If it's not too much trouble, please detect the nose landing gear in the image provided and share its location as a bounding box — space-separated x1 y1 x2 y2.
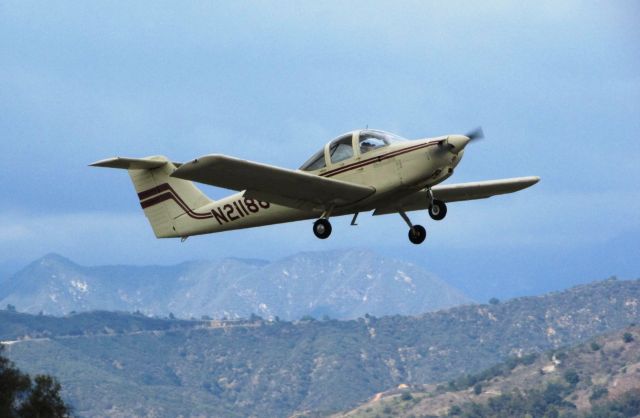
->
399 210 427 245
408 225 427 244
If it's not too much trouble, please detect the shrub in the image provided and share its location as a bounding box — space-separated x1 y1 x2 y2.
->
564 369 580 385
473 383 482 395
449 405 462 415
589 385 609 401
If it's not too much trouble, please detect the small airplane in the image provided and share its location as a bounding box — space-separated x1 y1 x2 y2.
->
91 128 539 244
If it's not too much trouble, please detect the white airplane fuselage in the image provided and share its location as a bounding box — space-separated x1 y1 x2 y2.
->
159 135 463 238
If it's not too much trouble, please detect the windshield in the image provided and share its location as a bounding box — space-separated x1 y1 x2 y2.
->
299 148 326 171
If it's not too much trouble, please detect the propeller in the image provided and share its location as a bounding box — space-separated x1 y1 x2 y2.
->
436 126 484 155
465 126 484 142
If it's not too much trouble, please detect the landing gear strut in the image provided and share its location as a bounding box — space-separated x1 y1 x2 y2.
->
399 210 427 245
313 218 332 239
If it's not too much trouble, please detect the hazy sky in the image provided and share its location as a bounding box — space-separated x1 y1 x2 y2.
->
1 1 638 300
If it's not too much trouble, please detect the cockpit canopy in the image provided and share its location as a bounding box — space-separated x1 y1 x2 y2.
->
300 129 407 171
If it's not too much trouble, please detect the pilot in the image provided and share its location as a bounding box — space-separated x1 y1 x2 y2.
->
360 141 375 153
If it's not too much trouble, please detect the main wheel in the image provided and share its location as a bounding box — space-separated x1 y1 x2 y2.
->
313 218 332 239
429 199 447 221
408 225 427 244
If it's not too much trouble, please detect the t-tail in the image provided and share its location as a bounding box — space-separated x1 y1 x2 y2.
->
90 156 213 238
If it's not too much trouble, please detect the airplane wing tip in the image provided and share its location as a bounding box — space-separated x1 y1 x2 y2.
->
89 157 122 168
525 176 541 186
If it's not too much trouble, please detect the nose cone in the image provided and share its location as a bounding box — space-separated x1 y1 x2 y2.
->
447 135 471 153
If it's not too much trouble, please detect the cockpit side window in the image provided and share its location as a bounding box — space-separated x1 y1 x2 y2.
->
329 135 354 164
359 133 388 154
299 148 326 171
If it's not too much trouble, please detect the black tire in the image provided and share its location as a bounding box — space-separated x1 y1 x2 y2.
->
408 225 426 244
313 218 332 239
429 200 447 221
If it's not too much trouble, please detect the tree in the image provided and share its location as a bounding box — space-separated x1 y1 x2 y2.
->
623 332 634 343
17 375 70 417
0 346 71 417
564 369 580 386
6 304 16 312
473 383 482 395
489 298 500 305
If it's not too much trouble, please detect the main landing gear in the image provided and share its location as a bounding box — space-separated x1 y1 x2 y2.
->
429 199 447 221
427 188 447 221
311 194 447 244
313 218 332 239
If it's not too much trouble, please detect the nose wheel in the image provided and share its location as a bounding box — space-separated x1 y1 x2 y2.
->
313 218 332 239
399 210 427 245
408 225 427 244
429 199 447 221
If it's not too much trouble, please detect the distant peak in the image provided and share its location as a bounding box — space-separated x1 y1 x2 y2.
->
37 253 76 266
220 257 270 267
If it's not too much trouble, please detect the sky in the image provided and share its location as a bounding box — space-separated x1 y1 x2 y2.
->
1 1 639 301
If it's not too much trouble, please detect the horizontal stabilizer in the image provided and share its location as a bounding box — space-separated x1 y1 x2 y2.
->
90 156 182 170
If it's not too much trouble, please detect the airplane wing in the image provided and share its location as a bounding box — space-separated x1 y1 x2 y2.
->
373 176 539 216
171 154 376 210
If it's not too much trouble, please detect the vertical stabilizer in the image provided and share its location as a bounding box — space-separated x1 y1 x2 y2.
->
91 156 213 238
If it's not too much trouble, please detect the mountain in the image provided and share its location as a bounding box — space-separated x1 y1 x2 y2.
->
0 250 471 320
2 277 639 417
333 327 640 417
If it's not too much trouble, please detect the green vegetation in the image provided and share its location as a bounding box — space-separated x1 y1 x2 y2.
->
0 345 71 417
586 389 640 418
336 326 640 418
2 278 640 418
448 388 640 418
449 382 576 417
445 353 539 392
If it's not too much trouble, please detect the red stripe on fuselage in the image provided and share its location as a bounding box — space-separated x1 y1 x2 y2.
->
138 184 213 219
321 140 438 177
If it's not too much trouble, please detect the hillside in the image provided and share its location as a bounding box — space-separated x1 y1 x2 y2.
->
333 327 640 417
0 250 470 320
1 277 639 417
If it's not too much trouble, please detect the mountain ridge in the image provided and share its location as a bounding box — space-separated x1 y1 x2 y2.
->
0 249 471 320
